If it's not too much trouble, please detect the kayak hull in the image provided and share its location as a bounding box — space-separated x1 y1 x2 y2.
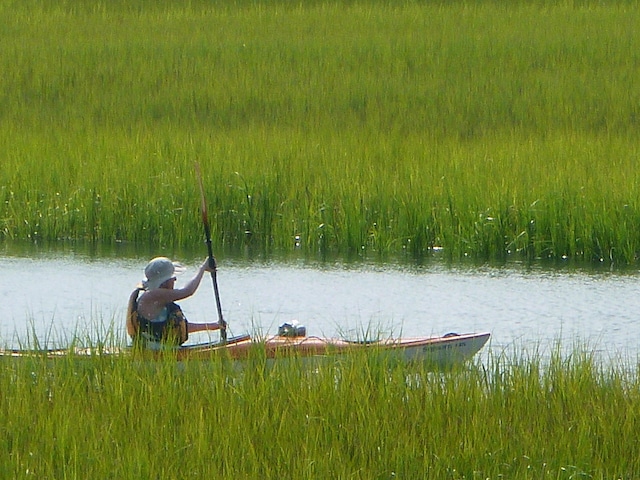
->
179 332 490 365
1 332 490 367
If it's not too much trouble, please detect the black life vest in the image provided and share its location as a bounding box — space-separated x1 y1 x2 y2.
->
126 288 189 346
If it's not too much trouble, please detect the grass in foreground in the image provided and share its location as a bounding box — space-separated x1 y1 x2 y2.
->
1 343 639 478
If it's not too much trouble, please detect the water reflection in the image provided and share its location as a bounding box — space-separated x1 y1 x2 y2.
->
1 241 639 361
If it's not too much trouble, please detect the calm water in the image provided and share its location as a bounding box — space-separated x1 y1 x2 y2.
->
2 245 639 360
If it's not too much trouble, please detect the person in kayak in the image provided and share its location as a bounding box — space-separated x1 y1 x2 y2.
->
126 257 224 346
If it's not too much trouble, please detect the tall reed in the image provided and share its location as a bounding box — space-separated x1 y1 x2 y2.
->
1 342 640 478
1 1 639 262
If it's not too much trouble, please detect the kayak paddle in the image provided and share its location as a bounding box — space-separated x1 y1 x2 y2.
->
195 162 227 344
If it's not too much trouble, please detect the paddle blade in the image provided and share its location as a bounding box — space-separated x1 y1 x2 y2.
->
195 161 214 255
195 162 216 268
194 162 210 230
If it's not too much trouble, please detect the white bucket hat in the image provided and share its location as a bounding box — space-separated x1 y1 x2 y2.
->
142 257 186 290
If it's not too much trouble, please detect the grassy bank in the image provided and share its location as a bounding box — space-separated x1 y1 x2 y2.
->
1 1 639 262
1 345 639 478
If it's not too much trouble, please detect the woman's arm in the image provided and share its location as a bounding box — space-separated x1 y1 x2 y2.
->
170 259 212 301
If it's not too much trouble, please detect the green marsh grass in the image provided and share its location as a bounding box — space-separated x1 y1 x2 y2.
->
2 342 640 478
1 1 640 262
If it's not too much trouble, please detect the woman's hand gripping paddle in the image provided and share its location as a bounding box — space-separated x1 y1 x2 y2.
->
195 162 227 344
